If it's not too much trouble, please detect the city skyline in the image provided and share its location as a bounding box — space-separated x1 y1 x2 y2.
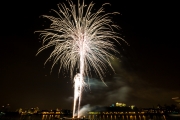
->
0 0 179 111
1 101 179 112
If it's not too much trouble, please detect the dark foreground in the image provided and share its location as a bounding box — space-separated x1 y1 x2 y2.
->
1 114 180 120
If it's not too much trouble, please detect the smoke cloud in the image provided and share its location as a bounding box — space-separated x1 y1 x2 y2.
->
81 76 131 106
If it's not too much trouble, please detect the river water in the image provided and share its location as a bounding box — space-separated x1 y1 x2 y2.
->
0 114 180 120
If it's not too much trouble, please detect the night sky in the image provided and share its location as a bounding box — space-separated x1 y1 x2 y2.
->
0 0 179 111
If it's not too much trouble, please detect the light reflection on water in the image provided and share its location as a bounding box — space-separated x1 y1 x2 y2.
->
89 115 166 120
1 114 179 120
42 115 61 120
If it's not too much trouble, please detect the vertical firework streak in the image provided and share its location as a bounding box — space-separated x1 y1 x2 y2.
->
73 73 86 117
36 0 127 118
73 74 81 117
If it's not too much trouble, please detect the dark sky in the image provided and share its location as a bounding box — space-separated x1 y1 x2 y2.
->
0 0 179 111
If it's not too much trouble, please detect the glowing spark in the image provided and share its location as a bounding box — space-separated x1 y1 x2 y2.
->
73 73 86 117
36 0 126 118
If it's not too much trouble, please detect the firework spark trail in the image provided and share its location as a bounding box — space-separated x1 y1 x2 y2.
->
73 74 80 117
73 73 87 117
36 0 127 118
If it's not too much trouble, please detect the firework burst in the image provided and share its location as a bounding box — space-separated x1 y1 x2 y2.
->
36 0 126 118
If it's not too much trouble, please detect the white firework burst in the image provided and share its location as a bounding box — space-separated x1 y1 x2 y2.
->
36 0 126 117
